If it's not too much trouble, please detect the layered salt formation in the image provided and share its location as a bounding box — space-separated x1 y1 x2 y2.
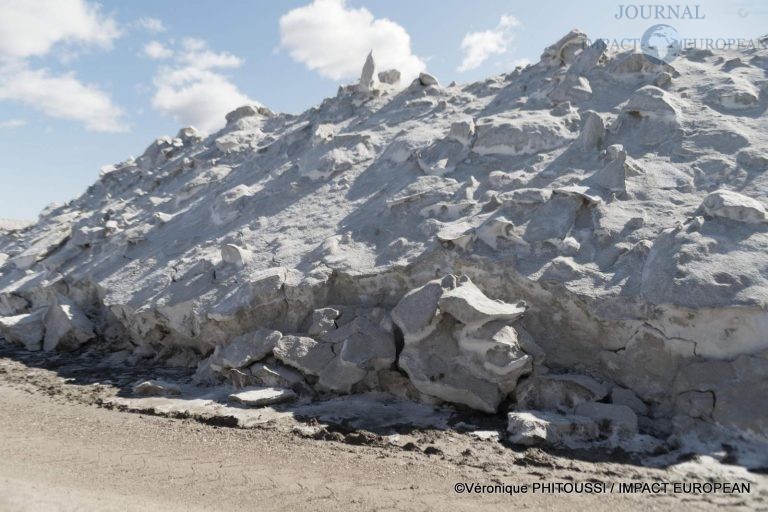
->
1 30 768 452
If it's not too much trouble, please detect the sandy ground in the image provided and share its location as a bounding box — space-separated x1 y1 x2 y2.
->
0 347 764 511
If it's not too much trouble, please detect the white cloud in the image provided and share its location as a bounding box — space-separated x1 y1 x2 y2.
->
0 0 120 59
150 40 253 134
0 62 128 132
458 15 521 72
0 118 26 129
144 41 173 60
135 17 165 33
0 0 127 132
178 48 242 69
279 0 425 82
181 38 207 52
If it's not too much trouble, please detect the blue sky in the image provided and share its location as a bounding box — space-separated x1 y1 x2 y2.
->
0 0 765 219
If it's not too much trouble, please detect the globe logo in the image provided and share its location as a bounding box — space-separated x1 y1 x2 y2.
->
641 24 682 64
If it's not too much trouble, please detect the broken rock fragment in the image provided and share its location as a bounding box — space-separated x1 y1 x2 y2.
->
507 410 598 447
391 275 455 343
229 386 297 407
699 190 767 224
176 126 202 145
612 86 682 145
437 278 526 327
548 74 592 103
357 50 376 93
137 136 175 170
132 380 182 397
585 144 639 194
43 295 95 352
225 104 274 125
540 29 589 67
209 328 282 371
576 110 604 151
416 138 467 176
623 85 680 119
377 69 400 85
220 243 252 268
249 362 306 388
418 72 439 87
447 118 476 147
475 216 515 249
393 275 536 412
570 38 607 74
0 309 45 351
307 307 340 337
274 335 335 378
326 316 396 371
279 311 398 394
523 193 584 243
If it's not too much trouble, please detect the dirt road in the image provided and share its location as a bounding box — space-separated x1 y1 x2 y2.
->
0 351 763 511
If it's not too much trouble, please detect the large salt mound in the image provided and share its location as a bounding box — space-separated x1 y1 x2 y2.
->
2 31 768 446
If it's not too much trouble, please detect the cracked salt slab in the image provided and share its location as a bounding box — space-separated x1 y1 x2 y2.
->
107 388 455 432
